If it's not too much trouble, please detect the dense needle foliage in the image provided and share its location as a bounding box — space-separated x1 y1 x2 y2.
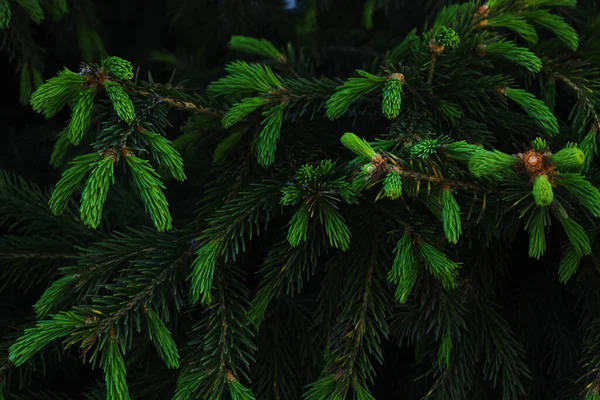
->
2 1 600 399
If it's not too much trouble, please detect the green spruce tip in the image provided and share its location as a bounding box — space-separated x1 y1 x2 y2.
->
441 189 461 244
340 132 376 159
436 26 460 49
125 154 173 232
145 307 180 369
189 241 220 305
101 56 134 80
48 152 101 216
532 175 553 206
287 204 310 247
0 0 11 29
229 36 284 62
551 147 585 169
504 88 559 136
33 275 74 318
383 171 403 199
30 68 87 118
102 340 131 400
468 149 516 177
104 81 136 123
80 155 115 229
382 75 403 120
68 87 96 145
445 141 481 162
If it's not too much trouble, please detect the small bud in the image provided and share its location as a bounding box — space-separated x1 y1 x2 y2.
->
551 147 585 169
101 56 134 80
533 175 553 207
382 74 404 120
340 132 376 160
383 171 403 199
435 26 460 49
362 164 376 175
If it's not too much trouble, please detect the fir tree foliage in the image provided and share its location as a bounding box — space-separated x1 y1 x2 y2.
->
6 1 600 399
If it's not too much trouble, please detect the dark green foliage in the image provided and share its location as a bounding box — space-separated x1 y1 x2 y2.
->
5 1 600 399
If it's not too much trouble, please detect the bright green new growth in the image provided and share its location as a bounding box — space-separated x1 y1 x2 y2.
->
485 15 538 44
389 234 419 303
532 137 548 151
189 241 220 304
445 141 481 162
257 104 285 167
0 0 11 28
340 132 376 160
417 241 460 289
145 307 180 369
104 81 136 123
411 138 440 159
442 189 461 244
125 154 173 231
229 380 257 400
30 68 86 118
505 88 559 136
48 152 101 216
527 207 548 259
320 204 352 251
523 10 579 51
229 36 285 62
532 175 553 206
287 203 310 246
101 340 131 400
484 40 542 73
436 26 460 49
555 211 592 256
580 131 598 170
551 147 585 169
207 61 281 97
381 76 403 119
326 70 386 120
554 173 600 217
222 96 267 128
33 275 74 318
15 0 43 24
140 130 186 181
101 56 134 80
468 149 516 177
68 87 96 145
383 171 403 199
8 312 87 366
80 155 115 229
296 159 336 184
